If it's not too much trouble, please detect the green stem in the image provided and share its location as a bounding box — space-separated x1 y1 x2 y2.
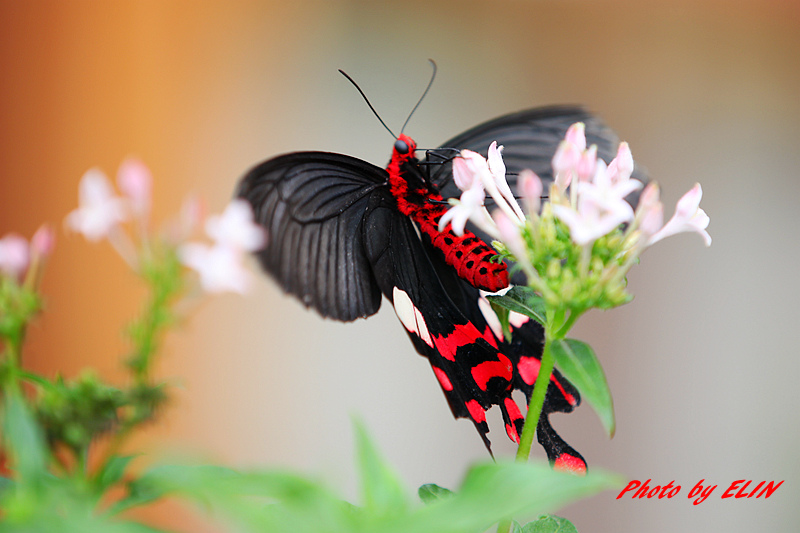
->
514 334 556 463
554 308 584 339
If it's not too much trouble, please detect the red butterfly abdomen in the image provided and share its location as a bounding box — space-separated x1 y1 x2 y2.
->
419 216 509 292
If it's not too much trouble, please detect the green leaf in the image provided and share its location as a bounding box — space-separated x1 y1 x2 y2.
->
520 514 578 533
550 339 615 437
486 287 546 326
418 483 454 504
2 391 48 479
489 300 512 342
354 419 408 516
96 454 137 493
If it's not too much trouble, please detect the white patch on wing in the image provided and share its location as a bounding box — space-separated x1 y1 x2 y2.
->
509 311 530 328
392 287 434 347
477 293 503 340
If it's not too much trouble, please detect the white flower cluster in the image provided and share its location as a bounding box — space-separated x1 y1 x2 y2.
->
65 160 265 294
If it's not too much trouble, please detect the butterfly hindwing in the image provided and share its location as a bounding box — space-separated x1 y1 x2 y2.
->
237 152 389 321
361 190 520 449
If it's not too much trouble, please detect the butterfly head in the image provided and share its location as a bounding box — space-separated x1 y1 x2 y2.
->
393 134 417 159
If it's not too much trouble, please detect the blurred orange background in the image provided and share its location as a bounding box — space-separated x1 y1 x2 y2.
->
1 1 799 531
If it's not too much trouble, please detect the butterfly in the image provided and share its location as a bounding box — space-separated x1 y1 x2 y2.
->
237 95 638 472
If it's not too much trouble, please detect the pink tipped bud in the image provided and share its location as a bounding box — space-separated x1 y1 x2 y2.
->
577 145 598 182
118 158 152 215
518 170 543 214
31 225 55 258
607 142 634 184
564 122 586 151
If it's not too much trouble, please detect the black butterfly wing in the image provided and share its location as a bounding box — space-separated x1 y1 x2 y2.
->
432 105 643 199
236 152 388 321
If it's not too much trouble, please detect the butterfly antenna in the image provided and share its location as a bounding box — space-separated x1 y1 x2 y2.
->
339 69 397 139
401 59 437 135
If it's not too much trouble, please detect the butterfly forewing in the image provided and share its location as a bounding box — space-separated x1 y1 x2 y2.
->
237 152 389 321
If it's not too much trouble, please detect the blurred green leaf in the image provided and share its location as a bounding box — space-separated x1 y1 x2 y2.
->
418 483 454 504
519 514 578 533
354 419 408 517
3 391 48 479
96 454 137 493
486 287 546 326
550 339 615 437
401 461 620 533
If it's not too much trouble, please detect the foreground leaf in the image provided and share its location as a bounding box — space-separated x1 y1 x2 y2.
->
418 483 454 504
519 514 578 533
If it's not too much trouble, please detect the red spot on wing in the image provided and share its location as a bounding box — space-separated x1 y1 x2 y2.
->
505 423 520 443
554 454 587 476
518 356 577 406
471 353 513 391
503 398 523 444
518 356 541 385
465 399 486 424
482 325 499 349
432 366 453 391
504 397 523 422
432 323 486 361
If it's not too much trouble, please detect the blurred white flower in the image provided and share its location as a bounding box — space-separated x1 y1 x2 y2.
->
66 168 127 241
0 233 30 279
205 200 266 252
180 200 266 294
179 243 253 294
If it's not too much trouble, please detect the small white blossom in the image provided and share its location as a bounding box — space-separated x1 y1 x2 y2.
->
647 183 711 247
66 168 128 241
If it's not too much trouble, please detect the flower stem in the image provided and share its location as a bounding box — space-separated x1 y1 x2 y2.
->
515 333 557 463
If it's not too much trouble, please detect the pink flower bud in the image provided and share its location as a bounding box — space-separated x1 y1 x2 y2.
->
117 158 152 215
576 145 597 182
31 224 55 258
607 142 634 184
564 122 586 152
518 170 543 214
